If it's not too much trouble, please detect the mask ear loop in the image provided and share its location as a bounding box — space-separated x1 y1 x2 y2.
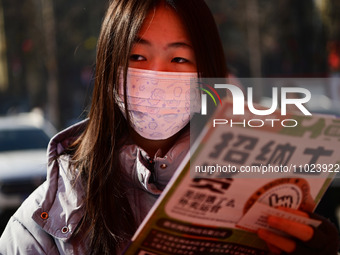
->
122 66 133 129
113 66 134 133
190 77 202 114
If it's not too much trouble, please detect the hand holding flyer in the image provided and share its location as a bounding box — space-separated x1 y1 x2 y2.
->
237 202 321 233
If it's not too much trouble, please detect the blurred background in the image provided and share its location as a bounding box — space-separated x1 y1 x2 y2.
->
0 0 340 235
1 0 340 129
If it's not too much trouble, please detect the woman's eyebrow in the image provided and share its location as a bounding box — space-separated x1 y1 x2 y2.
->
167 42 193 49
134 37 192 49
134 37 150 45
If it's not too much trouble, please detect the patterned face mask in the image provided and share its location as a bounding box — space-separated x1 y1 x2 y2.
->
116 67 199 140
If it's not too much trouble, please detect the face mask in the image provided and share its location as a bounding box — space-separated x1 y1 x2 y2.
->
116 67 199 140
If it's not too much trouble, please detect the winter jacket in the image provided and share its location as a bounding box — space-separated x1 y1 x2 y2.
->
0 120 189 254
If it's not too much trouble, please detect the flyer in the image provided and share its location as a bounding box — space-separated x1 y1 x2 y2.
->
124 97 340 255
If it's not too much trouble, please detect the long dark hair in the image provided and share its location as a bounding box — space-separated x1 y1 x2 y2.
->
71 0 227 253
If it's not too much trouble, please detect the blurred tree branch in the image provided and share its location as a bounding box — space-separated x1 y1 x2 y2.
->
41 0 60 128
0 0 8 92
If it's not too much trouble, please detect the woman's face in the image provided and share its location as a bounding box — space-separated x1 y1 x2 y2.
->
129 4 197 72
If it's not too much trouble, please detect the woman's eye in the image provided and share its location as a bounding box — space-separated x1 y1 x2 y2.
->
130 54 146 61
171 57 189 63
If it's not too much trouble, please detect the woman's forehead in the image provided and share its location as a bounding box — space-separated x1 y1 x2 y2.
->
136 4 192 46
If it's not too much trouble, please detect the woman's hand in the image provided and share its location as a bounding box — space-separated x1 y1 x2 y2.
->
257 207 339 254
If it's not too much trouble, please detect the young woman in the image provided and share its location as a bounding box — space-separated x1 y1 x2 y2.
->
0 0 338 254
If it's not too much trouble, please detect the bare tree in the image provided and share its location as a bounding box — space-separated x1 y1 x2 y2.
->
41 0 60 128
0 0 8 92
